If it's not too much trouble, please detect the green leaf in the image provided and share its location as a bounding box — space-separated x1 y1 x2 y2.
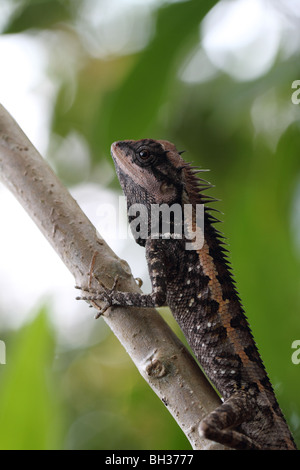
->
0 309 62 450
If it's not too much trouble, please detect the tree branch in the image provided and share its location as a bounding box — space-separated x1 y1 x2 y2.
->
0 104 225 450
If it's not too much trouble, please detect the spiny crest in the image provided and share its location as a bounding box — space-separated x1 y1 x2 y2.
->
162 141 225 231
181 160 238 273
183 164 215 202
182 162 222 220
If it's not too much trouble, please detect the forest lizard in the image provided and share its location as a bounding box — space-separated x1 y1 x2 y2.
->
78 139 297 450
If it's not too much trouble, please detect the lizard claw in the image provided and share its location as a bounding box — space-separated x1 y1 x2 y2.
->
75 275 119 318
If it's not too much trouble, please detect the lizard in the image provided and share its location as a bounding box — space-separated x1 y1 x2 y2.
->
77 138 297 450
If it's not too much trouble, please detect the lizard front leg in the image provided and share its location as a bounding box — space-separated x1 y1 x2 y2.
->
77 239 167 315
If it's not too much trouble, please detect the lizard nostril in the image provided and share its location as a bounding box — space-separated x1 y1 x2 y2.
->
111 141 120 151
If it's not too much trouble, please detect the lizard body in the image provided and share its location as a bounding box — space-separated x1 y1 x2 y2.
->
80 139 296 450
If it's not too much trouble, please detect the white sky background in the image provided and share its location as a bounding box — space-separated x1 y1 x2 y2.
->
0 0 299 339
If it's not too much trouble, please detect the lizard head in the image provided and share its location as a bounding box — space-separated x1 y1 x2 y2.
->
111 139 214 246
111 139 187 206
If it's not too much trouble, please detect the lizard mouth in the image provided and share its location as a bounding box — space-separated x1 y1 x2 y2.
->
110 140 137 170
110 140 123 160
110 140 133 174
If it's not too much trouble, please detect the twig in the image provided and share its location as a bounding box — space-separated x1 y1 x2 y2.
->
0 104 225 450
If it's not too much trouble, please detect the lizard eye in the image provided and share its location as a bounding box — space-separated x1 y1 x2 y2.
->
139 149 150 160
135 145 157 166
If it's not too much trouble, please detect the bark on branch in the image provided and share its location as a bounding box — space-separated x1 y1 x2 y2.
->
0 104 225 450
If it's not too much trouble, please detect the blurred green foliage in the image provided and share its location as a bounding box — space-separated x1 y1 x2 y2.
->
0 309 61 449
0 0 300 450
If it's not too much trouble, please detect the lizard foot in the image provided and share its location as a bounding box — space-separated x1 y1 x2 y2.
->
75 275 119 318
